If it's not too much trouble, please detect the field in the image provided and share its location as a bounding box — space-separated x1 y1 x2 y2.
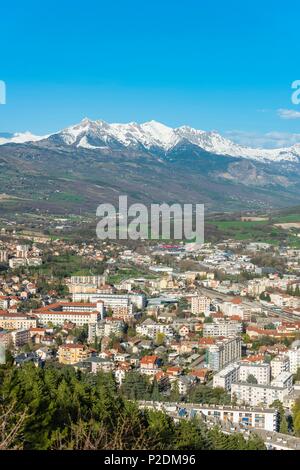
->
206 215 300 247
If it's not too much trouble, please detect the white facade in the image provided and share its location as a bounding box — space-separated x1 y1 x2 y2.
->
190 295 211 315
207 336 242 371
239 363 271 385
287 348 300 374
231 372 293 407
271 356 290 378
213 363 240 391
136 319 173 339
203 320 242 337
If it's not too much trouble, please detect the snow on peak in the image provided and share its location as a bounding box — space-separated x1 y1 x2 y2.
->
51 119 300 162
0 131 46 146
3 118 300 163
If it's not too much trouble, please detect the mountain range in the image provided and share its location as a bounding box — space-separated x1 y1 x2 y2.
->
1 118 300 216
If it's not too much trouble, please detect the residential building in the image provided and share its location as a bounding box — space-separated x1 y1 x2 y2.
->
58 344 91 365
213 363 240 392
231 372 293 407
271 356 290 379
203 320 242 337
207 336 242 371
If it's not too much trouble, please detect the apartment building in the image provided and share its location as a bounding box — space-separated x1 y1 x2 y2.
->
207 336 242 371
231 372 293 407
140 355 161 376
239 363 271 385
190 295 211 315
287 346 300 373
72 292 135 320
203 320 242 337
0 312 37 330
58 344 91 365
69 275 106 286
213 363 240 392
271 356 290 378
136 319 174 339
0 328 31 348
34 302 104 326
198 405 278 432
88 318 125 342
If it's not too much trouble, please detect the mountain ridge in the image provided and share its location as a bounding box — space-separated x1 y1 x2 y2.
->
2 118 300 163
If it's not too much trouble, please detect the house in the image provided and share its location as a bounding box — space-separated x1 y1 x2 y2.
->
140 355 162 376
178 325 190 338
176 376 197 395
189 368 210 384
89 356 114 373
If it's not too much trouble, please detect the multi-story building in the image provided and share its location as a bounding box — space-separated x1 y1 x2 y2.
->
0 328 31 348
34 302 104 327
287 346 300 373
207 336 241 371
213 363 240 392
198 405 278 432
69 275 106 286
136 319 174 339
0 250 8 263
271 356 290 379
239 363 271 385
140 355 161 376
190 295 211 315
58 344 91 365
203 320 242 337
0 312 37 330
72 293 135 320
88 318 125 342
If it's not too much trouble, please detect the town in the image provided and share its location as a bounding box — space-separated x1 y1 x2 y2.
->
1 222 300 450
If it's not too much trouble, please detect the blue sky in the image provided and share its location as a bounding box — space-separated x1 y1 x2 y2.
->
1 0 300 147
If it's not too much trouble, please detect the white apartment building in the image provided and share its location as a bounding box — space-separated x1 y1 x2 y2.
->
207 336 242 371
203 320 242 337
70 275 106 286
239 363 271 385
220 301 244 318
88 318 125 342
271 356 290 379
287 347 300 374
231 372 293 407
190 295 211 315
198 405 278 432
136 319 174 339
35 302 104 327
213 363 240 392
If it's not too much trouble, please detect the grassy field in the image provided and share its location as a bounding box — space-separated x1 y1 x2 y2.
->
206 217 300 247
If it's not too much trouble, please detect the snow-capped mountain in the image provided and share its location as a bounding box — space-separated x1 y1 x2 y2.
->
0 131 45 146
44 118 300 163
1 118 300 213
2 118 300 163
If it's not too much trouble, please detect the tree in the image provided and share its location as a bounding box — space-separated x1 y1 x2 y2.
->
260 291 271 302
292 398 300 436
246 374 258 384
150 378 161 402
155 332 165 346
271 399 289 434
121 371 151 400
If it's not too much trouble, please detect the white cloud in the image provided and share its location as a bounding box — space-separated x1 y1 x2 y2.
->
278 108 300 119
224 130 300 149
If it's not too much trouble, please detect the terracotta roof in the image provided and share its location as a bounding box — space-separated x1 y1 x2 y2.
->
140 355 159 365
